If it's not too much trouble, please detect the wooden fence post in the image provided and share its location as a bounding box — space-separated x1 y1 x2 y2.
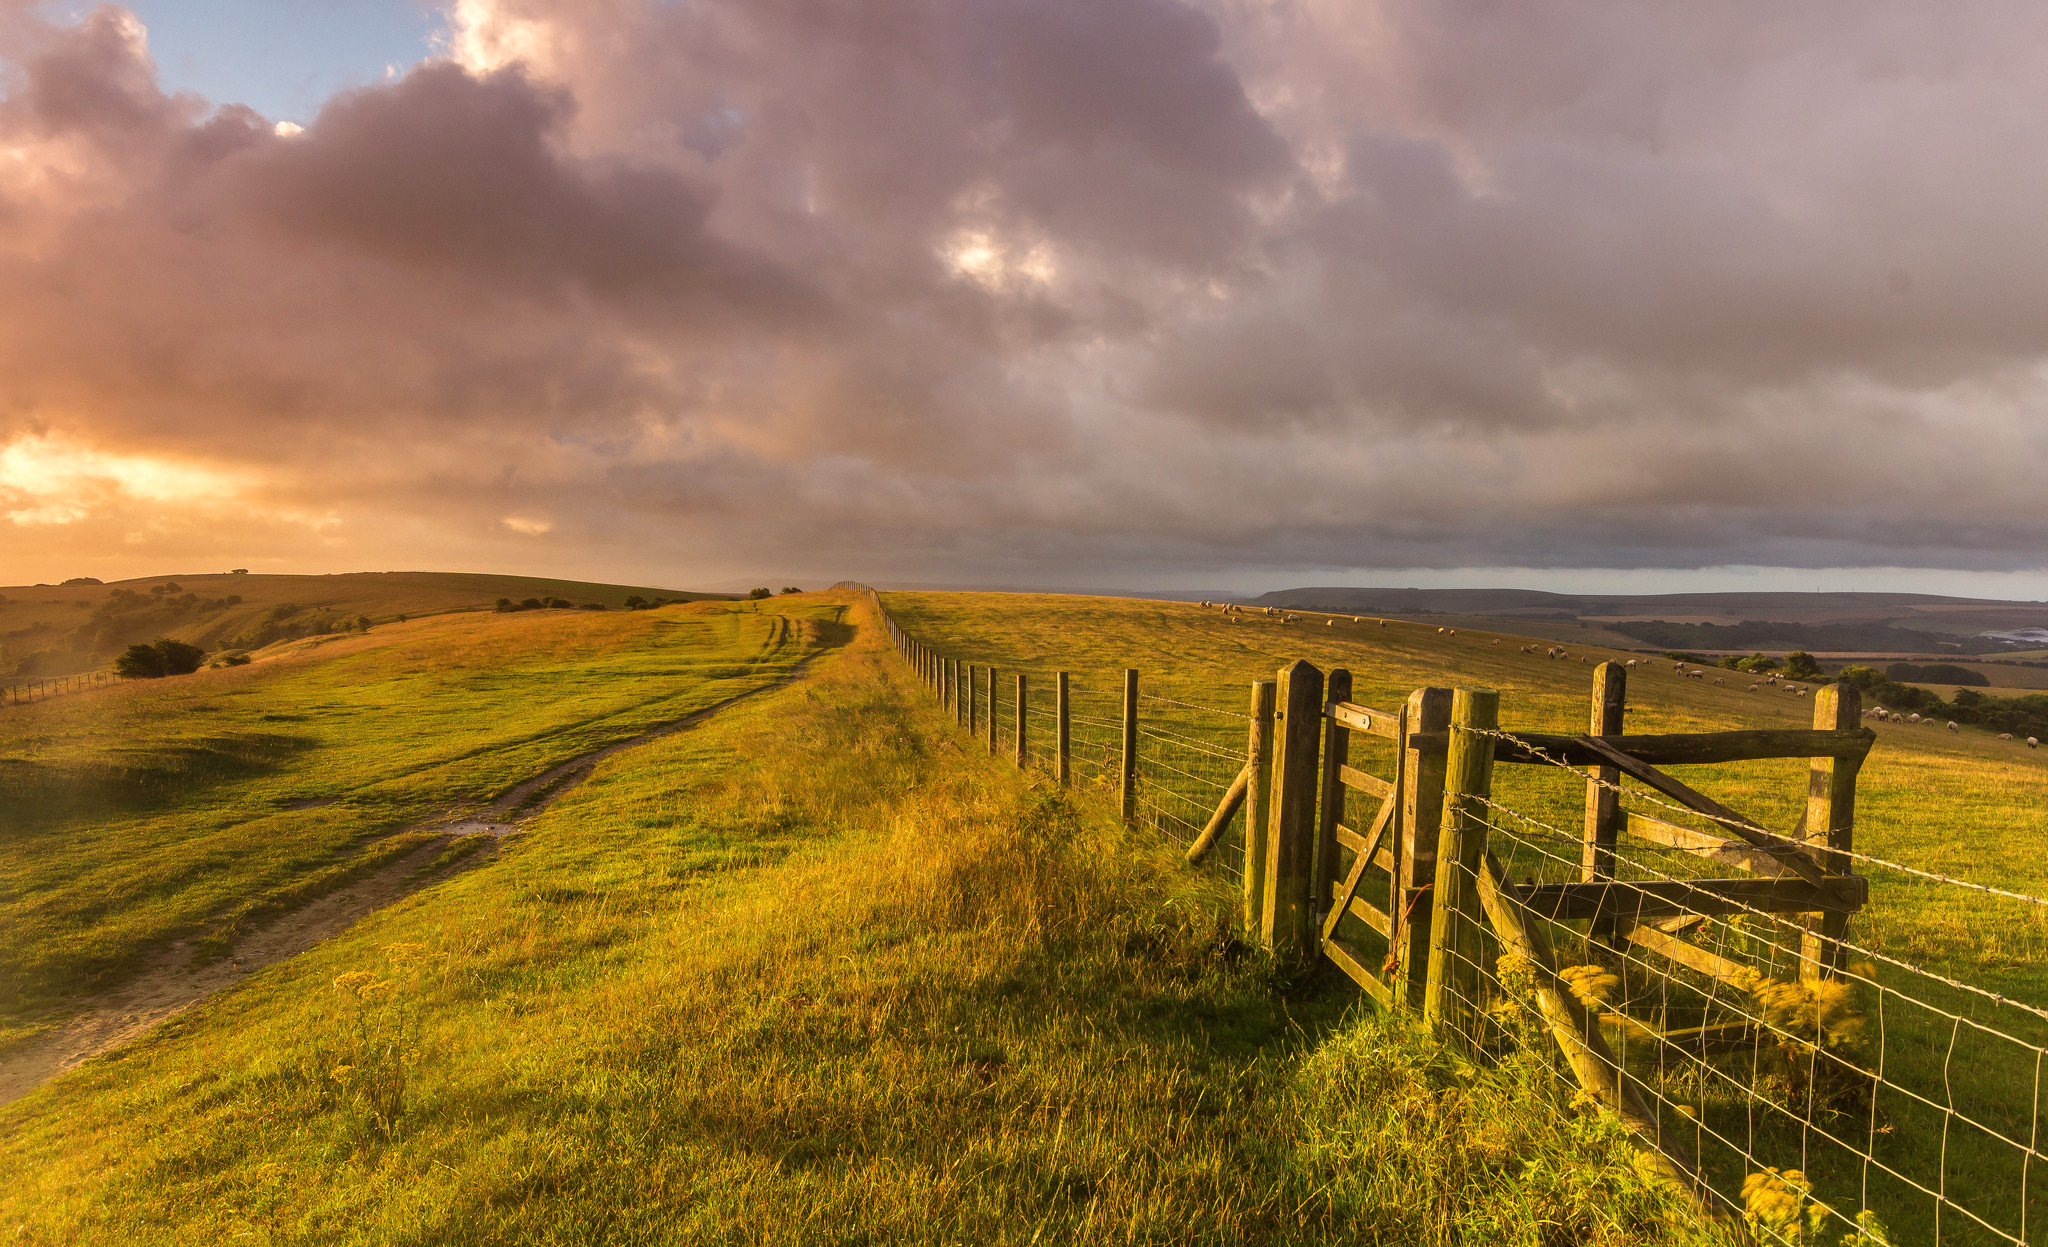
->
1243 679 1277 937
965 665 977 736
1426 687 1499 1052
1056 672 1070 786
1584 662 1627 948
1015 672 1028 768
1315 669 1353 933
1262 659 1325 961
1802 682 1862 982
1120 669 1139 820
1396 688 1454 1010
986 667 998 753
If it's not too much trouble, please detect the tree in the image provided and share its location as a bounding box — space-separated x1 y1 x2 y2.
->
1782 651 1824 680
114 638 204 679
624 595 649 610
355 615 372 631
748 587 772 600
114 643 166 679
157 639 204 674
780 586 802 595
495 598 516 612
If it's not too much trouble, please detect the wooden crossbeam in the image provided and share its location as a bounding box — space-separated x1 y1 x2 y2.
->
1323 935 1393 1007
1573 737 1827 886
1493 727 1873 769
1508 875 1867 924
1625 811 1794 877
1329 701 1402 739
1338 764 1393 799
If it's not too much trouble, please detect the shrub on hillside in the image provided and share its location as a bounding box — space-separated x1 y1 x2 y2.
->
748 587 772 600
115 638 205 679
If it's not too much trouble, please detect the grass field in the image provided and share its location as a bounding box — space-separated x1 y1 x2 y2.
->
0 570 732 681
879 591 2048 1244
0 591 1714 1245
0 598 833 1051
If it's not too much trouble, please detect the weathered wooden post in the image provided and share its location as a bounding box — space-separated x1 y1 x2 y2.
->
1314 668 1353 933
1395 688 1454 1009
986 667 998 753
1803 682 1862 981
1242 679 1277 936
1015 672 1029 768
1426 687 1499 1053
1056 671 1071 786
1262 659 1324 960
965 665 978 736
1119 669 1139 820
1584 662 1627 947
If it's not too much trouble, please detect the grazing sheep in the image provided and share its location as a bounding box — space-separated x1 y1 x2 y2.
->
1449 629 1457 636
1907 714 1921 724
1379 619 1388 627
1749 683 1760 692
1437 626 1447 634
2030 737 2039 749
1491 638 1499 645
1327 619 1335 626
1948 721 1960 733
1625 658 1638 668
1999 733 2014 741
1714 677 1725 685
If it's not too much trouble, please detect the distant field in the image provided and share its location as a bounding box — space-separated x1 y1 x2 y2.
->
0 570 731 679
0 598 836 1050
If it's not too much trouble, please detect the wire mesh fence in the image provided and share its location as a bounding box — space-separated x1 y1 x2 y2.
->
1428 722 2048 1246
860 585 2048 1243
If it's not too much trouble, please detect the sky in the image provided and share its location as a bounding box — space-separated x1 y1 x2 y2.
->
3 0 2048 596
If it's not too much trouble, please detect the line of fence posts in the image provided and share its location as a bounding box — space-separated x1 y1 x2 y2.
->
877 601 1136 801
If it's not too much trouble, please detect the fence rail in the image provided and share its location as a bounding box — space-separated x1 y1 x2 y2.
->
854 585 2046 1245
2 671 114 707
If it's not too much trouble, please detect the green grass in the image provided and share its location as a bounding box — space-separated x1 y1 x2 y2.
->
881 591 2048 1245
0 598 837 1044
0 569 734 681
0 594 1715 1246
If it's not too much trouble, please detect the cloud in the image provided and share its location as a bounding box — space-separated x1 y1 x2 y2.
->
2 0 2048 587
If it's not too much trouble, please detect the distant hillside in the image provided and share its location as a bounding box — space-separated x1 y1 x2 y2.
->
0 571 727 678
1252 586 2048 653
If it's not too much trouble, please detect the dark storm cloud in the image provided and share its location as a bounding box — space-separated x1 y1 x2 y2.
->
4 0 2048 584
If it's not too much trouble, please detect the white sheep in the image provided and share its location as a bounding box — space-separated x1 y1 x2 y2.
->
1907 714 1921 724
1748 683 1760 692
2030 737 2039 749
1625 659 1637 668
1437 626 1447 634
1327 619 1335 626
1948 721 1960 733
1999 733 2013 741
1714 677 1725 685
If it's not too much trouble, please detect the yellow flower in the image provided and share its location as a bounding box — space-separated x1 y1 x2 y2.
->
330 1065 355 1082
332 970 379 996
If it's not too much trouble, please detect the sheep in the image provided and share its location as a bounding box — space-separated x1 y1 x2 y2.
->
1491 638 1499 645
1948 721 1960 733
1379 619 1388 627
1437 626 1447 634
1907 714 1921 724
1714 677 1725 685
2030 737 2039 749
1449 629 1457 636
1327 619 1336 626
1625 659 1637 668
1749 683 1760 692
1999 733 2014 741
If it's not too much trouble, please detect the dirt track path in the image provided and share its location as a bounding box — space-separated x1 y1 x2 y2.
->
0 668 810 1106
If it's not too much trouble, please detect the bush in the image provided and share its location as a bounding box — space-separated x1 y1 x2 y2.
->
114 644 166 679
1782 651 1824 680
114 638 204 679
780 586 802 595
748 587 772 600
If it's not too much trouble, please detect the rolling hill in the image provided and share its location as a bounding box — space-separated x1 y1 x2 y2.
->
0 571 730 679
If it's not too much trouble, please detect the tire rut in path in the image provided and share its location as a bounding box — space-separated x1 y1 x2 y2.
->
0 667 811 1105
